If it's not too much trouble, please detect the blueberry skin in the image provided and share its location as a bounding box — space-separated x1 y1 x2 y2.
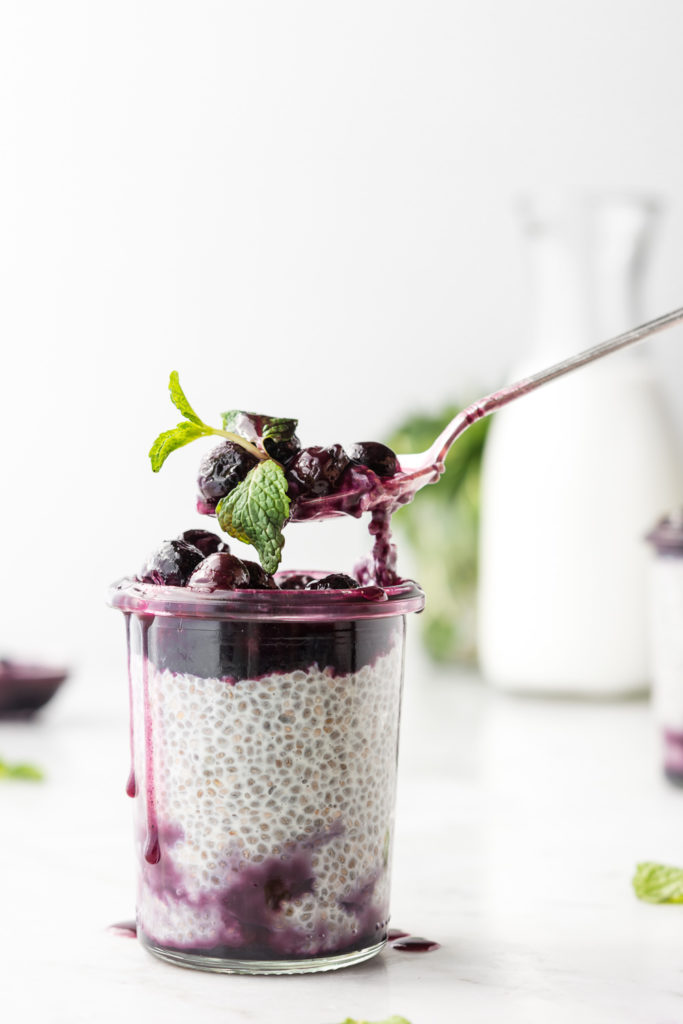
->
285 444 350 498
178 529 230 557
306 573 360 591
347 442 398 478
241 560 278 590
277 573 317 590
186 552 251 592
262 434 302 466
140 540 205 587
197 442 259 504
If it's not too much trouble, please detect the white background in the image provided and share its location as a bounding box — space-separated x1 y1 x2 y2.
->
1 1 683 678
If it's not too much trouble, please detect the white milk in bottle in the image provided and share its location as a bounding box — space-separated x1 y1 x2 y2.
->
478 193 683 696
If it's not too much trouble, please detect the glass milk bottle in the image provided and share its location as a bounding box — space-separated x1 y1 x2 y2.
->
478 192 683 696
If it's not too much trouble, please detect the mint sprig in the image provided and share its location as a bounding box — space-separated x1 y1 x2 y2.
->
216 460 290 573
0 758 44 781
149 372 265 472
150 373 297 570
633 861 683 903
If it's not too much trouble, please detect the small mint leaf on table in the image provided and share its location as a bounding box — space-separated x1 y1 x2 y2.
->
633 861 683 903
216 460 290 574
0 758 44 781
337 1017 412 1024
149 421 211 472
222 410 298 446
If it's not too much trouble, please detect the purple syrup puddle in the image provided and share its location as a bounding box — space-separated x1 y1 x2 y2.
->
108 920 137 938
391 935 440 952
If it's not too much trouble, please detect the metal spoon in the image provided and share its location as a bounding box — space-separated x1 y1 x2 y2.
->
290 304 683 522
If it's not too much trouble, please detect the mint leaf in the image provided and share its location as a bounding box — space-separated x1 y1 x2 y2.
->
168 370 206 426
216 460 290 573
633 862 683 903
149 421 211 472
222 410 298 446
0 758 44 781
262 417 298 443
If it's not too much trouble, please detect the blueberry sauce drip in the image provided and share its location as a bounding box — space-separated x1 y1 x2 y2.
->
355 510 399 588
391 935 440 952
387 927 409 941
124 613 137 799
140 618 160 865
369 509 399 587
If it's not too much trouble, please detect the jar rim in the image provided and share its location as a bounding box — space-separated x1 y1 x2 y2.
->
646 510 683 554
107 572 425 621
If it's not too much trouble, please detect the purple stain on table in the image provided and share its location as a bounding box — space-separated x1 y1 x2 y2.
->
108 921 137 938
391 935 440 952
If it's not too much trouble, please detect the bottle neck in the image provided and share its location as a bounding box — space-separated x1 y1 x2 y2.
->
522 194 658 364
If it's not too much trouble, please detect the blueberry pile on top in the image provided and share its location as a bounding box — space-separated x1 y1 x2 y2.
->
138 531 363 592
197 438 397 512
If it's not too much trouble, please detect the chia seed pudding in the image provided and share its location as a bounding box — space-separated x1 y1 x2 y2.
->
109 574 424 973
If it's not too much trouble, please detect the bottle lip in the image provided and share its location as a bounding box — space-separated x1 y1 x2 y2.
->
107 572 425 621
646 510 683 554
518 188 662 222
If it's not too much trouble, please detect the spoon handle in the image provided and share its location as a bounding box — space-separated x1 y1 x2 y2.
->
427 304 683 466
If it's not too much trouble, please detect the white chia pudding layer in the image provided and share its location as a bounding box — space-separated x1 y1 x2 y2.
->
130 634 404 959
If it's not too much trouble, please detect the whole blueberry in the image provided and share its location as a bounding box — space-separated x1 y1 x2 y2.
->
263 434 302 466
285 444 350 498
140 540 204 587
186 552 251 592
306 573 360 591
241 559 278 589
277 572 317 590
178 529 230 557
347 441 398 478
197 442 259 506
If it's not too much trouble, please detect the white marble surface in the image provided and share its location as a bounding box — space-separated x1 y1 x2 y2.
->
2 644 683 1024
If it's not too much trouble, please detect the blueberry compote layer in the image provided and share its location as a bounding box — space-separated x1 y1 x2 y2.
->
111 578 424 966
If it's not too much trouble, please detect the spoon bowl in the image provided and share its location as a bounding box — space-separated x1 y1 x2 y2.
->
291 304 683 523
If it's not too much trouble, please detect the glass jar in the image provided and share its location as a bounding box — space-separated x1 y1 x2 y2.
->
646 511 683 785
107 573 424 974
